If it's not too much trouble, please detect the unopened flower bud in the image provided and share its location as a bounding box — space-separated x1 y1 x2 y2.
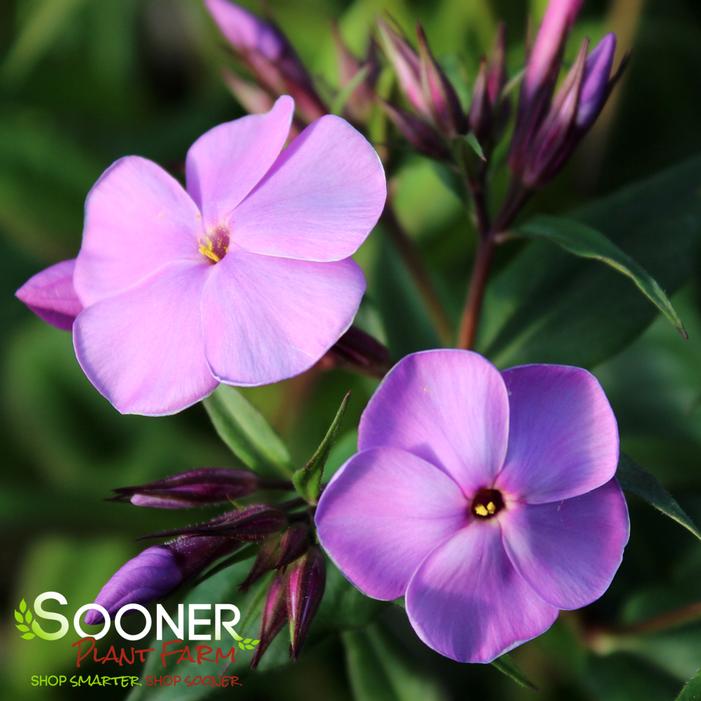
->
469 60 492 144
142 504 287 541
381 101 450 161
576 33 618 130
112 467 275 509
84 536 238 624
416 25 467 136
15 259 82 331
222 69 275 114
205 0 327 122
240 524 310 591
287 548 326 660
510 0 583 174
251 571 288 668
332 24 379 123
325 325 391 378
377 18 429 119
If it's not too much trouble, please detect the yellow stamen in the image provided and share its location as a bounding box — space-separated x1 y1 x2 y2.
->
199 241 221 263
474 504 489 517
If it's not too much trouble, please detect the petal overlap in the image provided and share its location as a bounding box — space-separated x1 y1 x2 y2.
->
497 364 619 503
359 350 510 494
73 261 216 415
316 447 468 601
406 523 558 663
231 115 386 262
501 479 629 609
201 248 365 386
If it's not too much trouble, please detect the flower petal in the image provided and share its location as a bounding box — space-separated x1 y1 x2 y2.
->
185 95 294 229
497 365 619 503
406 523 558 663
73 261 216 416
201 248 365 385
15 259 82 330
315 447 467 601
74 156 202 306
502 479 629 610
358 350 510 495
231 115 386 262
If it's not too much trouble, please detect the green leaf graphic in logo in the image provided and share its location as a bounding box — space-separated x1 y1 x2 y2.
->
14 599 36 640
230 630 260 652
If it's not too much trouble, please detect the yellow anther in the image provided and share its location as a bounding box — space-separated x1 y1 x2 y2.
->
199 239 221 263
474 504 489 517
486 501 496 515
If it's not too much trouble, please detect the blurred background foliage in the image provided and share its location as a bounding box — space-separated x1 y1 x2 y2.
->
2 0 701 699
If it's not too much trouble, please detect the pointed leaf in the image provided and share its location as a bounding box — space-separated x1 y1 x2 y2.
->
14 610 22 623
491 654 538 691
16 623 29 632
19 598 27 613
675 668 701 701
25 610 33 623
512 216 686 338
617 454 701 543
203 386 292 478
332 65 371 115
21 633 35 640
292 391 351 504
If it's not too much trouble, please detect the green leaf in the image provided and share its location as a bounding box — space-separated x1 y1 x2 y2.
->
481 156 701 367
203 386 292 478
343 624 449 701
25 610 33 624
292 391 351 504
21 633 35 641
617 454 701 543
16 624 29 633
19 599 27 614
14 610 22 624
675 667 701 700
512 215 686 338
491 654 538 691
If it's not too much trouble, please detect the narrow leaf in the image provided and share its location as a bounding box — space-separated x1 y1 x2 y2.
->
332 65 370 115
513 216 687 338
203 386 292 478
675 667 701 701
463 132 486 161
14 610 22 623
292 391 351 504
491 654 538 691
19 598 27 613
617 454 701 543
21 633 35 640
16 623 29 632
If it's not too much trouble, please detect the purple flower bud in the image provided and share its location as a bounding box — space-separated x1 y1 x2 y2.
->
142 504 288 541
577 33 617 129
510 0 583 174
15 259 82 331
222 69 275 114
251 571 288 668
377 18 429 119
486 23 507 107
416 25 467 136
331 24 379 123
240 524 310 591
204 0 326 122
522 39 589 187
469 60 492 143
381 101 450 161
325 325 391 377
287 548 326 660
112 467 269 509
84 536 237 625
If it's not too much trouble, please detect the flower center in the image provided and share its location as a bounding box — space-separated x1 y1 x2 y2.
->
471 488 505 519
199 226 230 264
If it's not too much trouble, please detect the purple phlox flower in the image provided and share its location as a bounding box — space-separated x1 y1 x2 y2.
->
286 547 326 660
205 0 327 122
16 96 386 416
240 523 310 591
111 467 289 509
316 350 629 663
510 0 624 187
84 536 237 625
141 504 287 542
